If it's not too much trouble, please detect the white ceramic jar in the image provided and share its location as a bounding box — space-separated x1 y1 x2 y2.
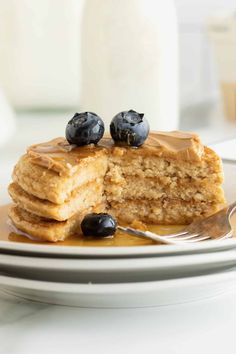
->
0 0 82 110
0 88 15 147
208 13 236 121
80 0 179 130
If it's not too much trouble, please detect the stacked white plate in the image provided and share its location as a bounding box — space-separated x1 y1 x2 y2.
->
1 161 236 308
1 238 236 308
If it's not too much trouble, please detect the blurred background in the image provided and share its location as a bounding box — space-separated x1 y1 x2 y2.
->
1 0 236 201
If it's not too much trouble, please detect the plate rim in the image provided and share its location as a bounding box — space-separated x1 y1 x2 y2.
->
1 248 236 270
1 270 236 294
1 237 236 257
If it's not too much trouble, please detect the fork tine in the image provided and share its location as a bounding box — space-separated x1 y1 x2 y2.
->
163 230 188 239
117 226 175 244
166 232 200 241
180 235 210 243
118 226 188 241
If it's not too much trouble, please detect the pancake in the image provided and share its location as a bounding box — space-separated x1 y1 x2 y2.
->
109 199 223 225
105 175 225 203
9 181 105 221
13 153 108 204
8 204 106 242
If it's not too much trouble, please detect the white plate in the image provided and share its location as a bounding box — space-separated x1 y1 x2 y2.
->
2 238 236 258
1 270 236 308
1 249 236 283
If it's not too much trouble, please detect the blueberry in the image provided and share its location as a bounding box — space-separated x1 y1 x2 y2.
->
66 112 105 146
110 109 150 147
81 213 117 238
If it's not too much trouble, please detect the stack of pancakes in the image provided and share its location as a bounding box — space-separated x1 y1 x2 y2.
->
8 132 225 242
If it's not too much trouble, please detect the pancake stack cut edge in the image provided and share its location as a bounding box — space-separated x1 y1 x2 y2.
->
8 132 226 242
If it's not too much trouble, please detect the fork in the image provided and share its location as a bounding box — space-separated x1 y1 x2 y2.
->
117 201 236 245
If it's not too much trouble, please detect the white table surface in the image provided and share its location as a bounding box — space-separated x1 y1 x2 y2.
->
1 111 236 354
